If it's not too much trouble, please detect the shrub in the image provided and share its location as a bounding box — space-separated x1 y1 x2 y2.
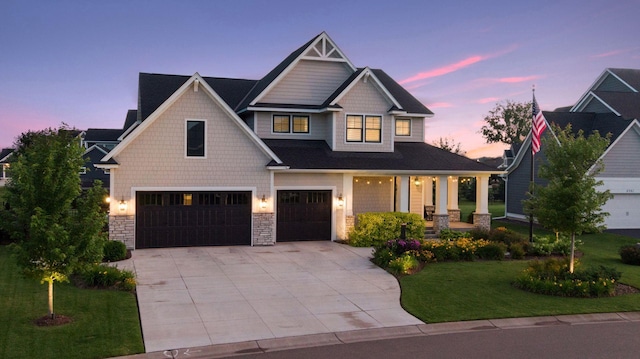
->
103 240 127 262
422 238 491 262
438 229 469 240
514 258 620 297
488 227 526 245
385 238 422 254
348 212 426 247
509 242 526 260
372 247 395 267
469 228 490 241
619 245 640 266
387 254 419 275
528 235 577 257
476 242 506 260
80 264 136 291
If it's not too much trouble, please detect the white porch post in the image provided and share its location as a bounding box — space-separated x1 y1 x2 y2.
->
423 176 433 206
473 174 491 231
433 175 450 232
447 176 461 222
398 175 410 212
341 174 354 240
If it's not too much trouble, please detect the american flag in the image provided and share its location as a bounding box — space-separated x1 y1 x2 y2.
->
532 95 547 154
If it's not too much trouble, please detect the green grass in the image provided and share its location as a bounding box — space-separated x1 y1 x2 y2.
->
458 200 505 222
400 223 640 323
0 245 144 359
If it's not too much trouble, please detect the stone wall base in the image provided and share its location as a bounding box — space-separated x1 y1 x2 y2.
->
253 212 275 246
345 215 355 240
473 213 492 232
109 215 135 249
432 214 450 234
447 209 461 222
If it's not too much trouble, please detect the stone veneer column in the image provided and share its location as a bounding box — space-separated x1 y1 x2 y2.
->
109 215 135 249
447 209 461 222
432 214 450 234
473 213 492 232
345 215 355 238
253 212 275 245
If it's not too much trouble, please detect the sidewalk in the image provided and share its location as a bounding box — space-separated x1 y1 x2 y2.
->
113 311 640 359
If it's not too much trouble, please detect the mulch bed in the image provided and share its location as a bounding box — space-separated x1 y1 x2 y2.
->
34 314 73 327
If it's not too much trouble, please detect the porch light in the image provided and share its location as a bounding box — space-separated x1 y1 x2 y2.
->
260 194 267 209
105 196 111 204
414 177 421 186
118 198 127 212
337 194 344 207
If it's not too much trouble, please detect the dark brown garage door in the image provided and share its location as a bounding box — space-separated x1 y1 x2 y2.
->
136 191 251 248
277 190 331 242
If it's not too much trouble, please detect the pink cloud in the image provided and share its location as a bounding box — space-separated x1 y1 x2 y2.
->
590 49 629 58
428 102 454 109
498 75 541 83
400 44 519 85
477 97 500 104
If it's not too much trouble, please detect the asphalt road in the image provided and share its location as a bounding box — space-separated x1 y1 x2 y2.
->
225 321 640 359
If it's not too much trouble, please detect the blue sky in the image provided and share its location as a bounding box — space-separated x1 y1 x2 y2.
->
1 0 638 157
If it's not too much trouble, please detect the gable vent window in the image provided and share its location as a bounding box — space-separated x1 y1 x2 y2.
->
347 114 382 143
186 120 206 157
272 115 309 134
395 119 411 136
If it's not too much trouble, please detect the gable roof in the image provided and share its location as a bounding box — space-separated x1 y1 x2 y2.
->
591 91 640 119
263 139 497 174
572 68 640 113
0 148 14 163
123 109 138 130
84 128 124 142
101 73 281 165
608 68 640 91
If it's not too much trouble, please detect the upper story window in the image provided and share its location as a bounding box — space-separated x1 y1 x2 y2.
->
346 114 382 143
186 120 206 157
272 115 309 133
395 119 411 136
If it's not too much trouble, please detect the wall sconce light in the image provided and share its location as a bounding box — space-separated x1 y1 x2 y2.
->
118 197 127 212
260 194 267 209
105 196 111 204
414 177 421 186
337 193 344 207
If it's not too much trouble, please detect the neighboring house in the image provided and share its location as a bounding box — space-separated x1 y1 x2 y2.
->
97 32 500 249
0 148 14 187
504 68 640 229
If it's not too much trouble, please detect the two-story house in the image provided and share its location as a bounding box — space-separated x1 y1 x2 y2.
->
97 32 499 249
504 68 640 230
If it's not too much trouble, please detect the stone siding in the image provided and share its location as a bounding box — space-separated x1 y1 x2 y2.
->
253 212 275 245
109 215 135 249
473 213 492 232
432 214 450 234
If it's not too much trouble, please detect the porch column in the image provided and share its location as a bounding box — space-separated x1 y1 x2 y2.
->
433 175 450 233
473 174 491 231
397 175 410 212
423 176 434 219
342 174 354 240
447 176 460 222
410 176 424 216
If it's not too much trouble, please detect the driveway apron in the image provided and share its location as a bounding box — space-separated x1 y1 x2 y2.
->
126 241 423 353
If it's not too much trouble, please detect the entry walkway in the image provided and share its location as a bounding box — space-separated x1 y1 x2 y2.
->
120 242 422 353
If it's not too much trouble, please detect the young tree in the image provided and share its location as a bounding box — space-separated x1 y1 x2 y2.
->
480 100 531 145
432 136 465 155
4 125 107 319
524 124 612 273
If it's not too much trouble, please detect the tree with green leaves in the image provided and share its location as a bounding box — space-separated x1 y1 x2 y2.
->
3 125 107 320
480 100 531 145
432 136 465 155
524 124 612 273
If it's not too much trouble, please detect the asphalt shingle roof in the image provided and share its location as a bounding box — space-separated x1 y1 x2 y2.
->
592 91 640 119
84 128 124 142
263 139 496 172
543 111 631 147
609 68 640 91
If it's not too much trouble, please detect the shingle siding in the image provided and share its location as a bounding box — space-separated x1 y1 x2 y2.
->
353 176 394 214
600 129 640 177
333 80 394 152
583 98 613 113
261 60 353 105
597 74 633 92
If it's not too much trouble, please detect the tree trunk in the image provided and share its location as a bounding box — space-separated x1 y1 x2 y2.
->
569 232 576 274
48 279 54 319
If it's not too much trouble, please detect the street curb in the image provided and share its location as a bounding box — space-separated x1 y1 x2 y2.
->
111 311 640 359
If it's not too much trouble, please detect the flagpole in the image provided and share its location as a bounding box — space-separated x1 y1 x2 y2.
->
529 86 535 243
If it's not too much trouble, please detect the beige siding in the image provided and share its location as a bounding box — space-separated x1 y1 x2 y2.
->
599 128 640 177
111 88 272 213
274 172 343 187
334 80 394 152
255 112 330 140
352 176 394 214
394 117 425 142
261 60 353 105
410 179 424 216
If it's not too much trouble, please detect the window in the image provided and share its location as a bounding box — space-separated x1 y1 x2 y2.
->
395 119 411 136
346 115 363 142
292 115 309 133
346 115 382 143
273 115 309 133
273 115 290 133
186 120 205 157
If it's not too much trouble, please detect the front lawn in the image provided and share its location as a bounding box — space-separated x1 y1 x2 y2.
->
400 224 640 323
0 245 144 359
458 200 505 222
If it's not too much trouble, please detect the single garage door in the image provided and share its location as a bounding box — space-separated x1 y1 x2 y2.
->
277 190 332 242
136 191 251 248
602 193 639 229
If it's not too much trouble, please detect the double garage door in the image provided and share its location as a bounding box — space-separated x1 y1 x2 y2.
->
135 190 332 248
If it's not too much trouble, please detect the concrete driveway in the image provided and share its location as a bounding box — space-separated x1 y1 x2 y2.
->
122 241 423 353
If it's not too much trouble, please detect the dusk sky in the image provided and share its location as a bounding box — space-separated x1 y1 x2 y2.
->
1 0 638 158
